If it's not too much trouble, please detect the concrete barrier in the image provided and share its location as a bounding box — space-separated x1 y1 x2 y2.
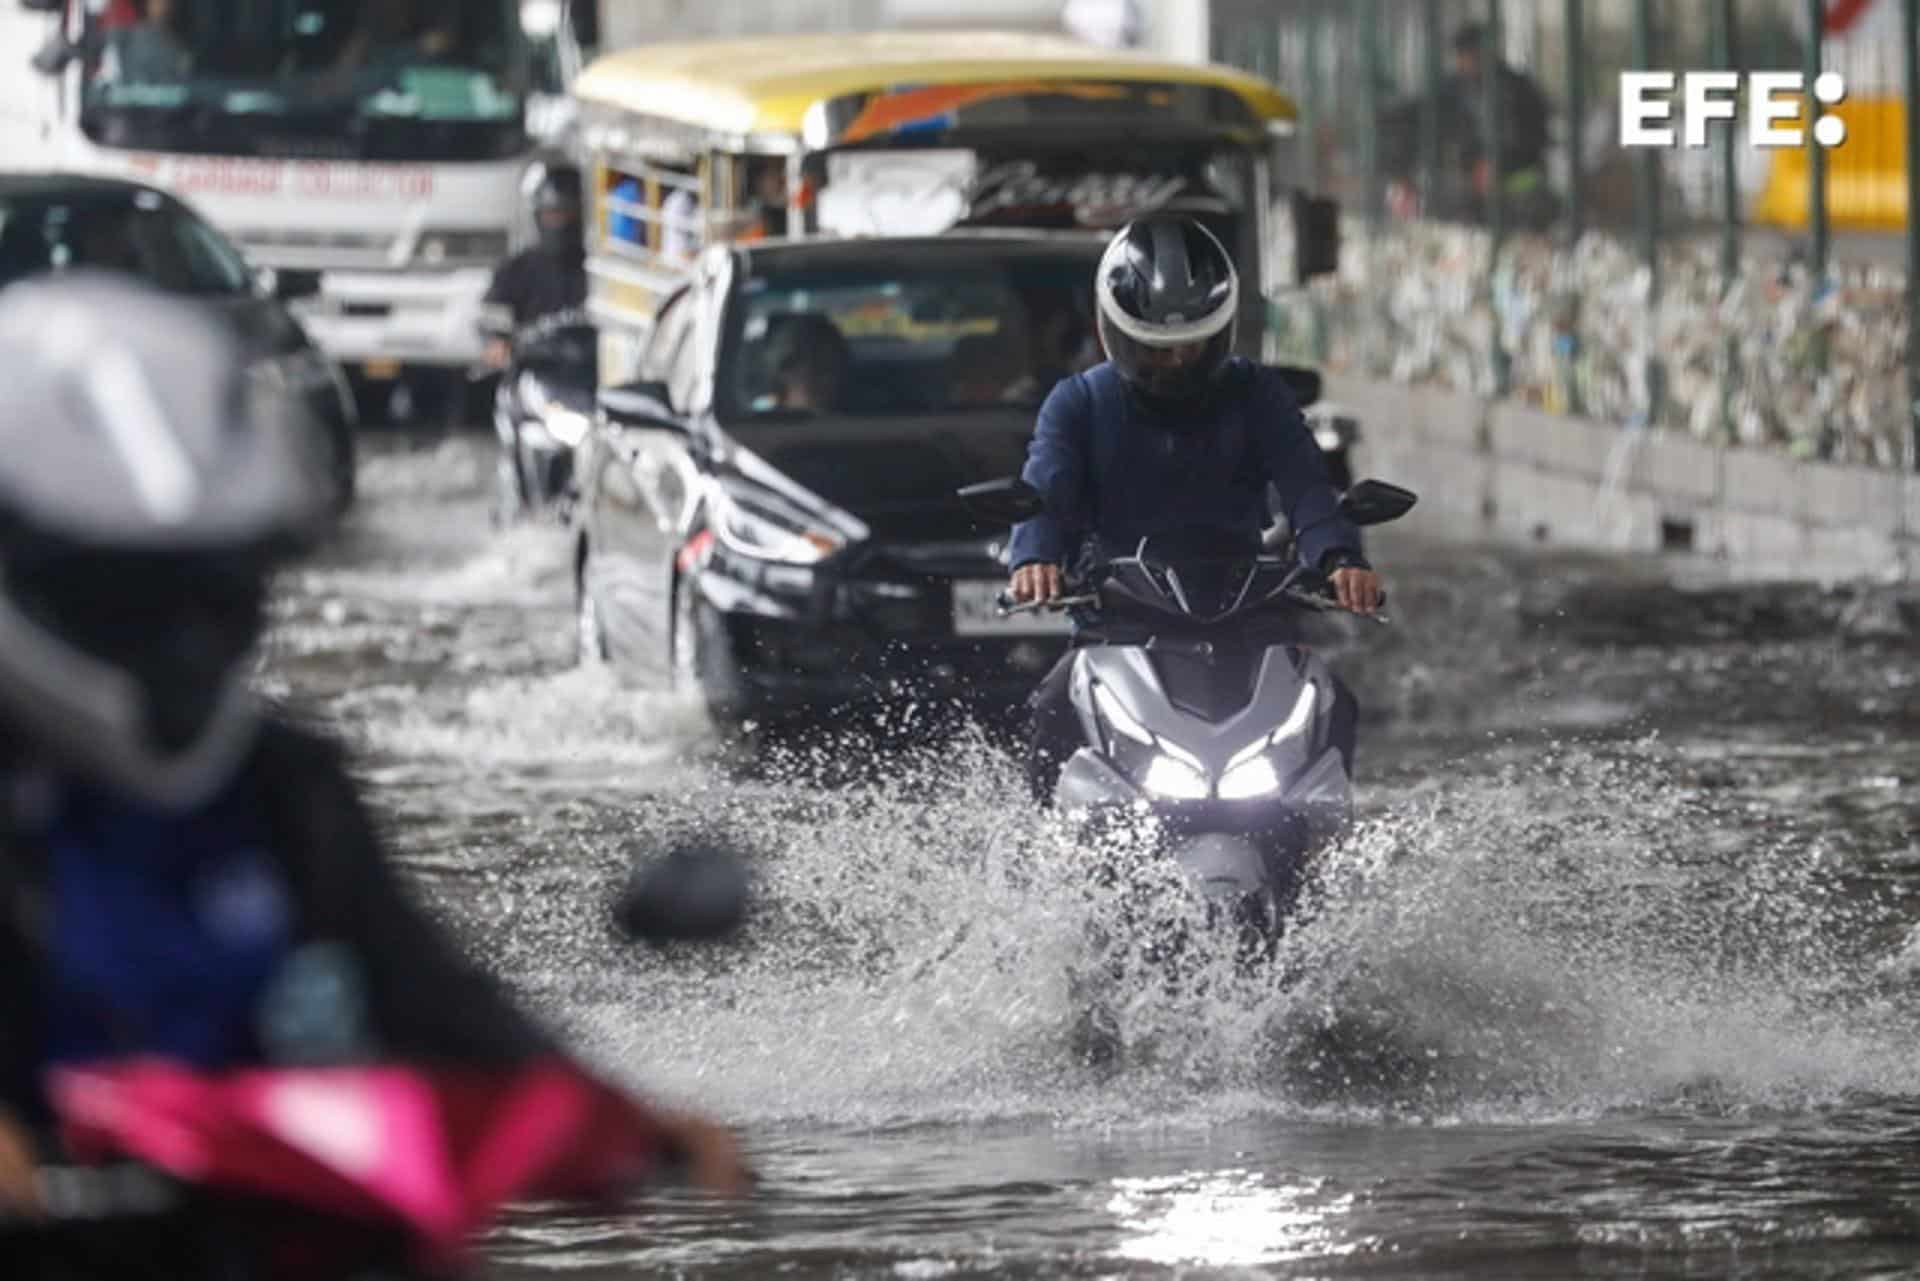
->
1336 372 1917 582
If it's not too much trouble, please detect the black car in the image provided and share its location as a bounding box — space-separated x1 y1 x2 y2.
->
0 174 358 510
571 234 1348 731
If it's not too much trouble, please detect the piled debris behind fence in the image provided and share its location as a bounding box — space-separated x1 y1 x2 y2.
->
1277 219 1910 471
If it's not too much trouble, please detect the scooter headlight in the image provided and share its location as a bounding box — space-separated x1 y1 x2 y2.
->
1216 685 1318 800
1092 680 1153 747
1216 754 1283 800
1142 753 1210 800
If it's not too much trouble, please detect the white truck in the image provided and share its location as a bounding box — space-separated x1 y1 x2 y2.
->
0 0 591 404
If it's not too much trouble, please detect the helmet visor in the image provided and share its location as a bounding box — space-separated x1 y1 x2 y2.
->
1099 312 1235 407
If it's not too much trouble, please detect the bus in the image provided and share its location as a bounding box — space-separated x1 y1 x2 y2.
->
2 0 591 404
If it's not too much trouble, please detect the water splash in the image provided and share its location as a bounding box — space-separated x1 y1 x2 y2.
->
559 734 1920 1130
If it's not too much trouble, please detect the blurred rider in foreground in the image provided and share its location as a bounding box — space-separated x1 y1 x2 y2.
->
482 164 589 371
0 274 749 1266
1005 216 1385 801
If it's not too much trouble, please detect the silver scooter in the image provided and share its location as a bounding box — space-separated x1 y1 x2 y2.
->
960 477 1416 1055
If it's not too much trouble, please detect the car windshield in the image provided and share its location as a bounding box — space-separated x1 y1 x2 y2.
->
0 188 253 296
78 0 527 157
722 256 1101 421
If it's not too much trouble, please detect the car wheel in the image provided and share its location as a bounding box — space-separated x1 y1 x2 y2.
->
672 572 755 734
576 577 608 668
670 572 701 692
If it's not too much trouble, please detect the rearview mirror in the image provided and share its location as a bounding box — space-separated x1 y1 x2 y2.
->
1272 363 1322 408
599 380 681 431
957 476 1045 525
1292 193 1340 284
1339 479 1418 527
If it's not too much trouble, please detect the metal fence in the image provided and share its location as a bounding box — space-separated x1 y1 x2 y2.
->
1214 0 1920 473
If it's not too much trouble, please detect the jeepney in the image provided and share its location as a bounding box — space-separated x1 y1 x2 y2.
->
570 30 1340 387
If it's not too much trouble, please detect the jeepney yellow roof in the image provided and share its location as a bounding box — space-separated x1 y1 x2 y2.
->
573 30 1295 138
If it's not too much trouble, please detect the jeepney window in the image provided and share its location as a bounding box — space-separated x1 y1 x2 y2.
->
603 162 701 261
720 256 1099 422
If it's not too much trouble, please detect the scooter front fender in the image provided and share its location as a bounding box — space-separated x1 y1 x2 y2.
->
1170 833 1271 902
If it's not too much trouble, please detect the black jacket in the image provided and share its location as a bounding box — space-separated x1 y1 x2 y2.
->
482 245 589 333
0 718 553 1129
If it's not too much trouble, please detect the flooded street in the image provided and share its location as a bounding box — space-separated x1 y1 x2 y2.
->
265 434 1920 1280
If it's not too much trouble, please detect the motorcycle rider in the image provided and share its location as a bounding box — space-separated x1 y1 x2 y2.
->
1005 216 1385 801
0 275 749 1241
482 164 590 371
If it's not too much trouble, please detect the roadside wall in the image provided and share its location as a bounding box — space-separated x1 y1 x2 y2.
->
1338 374 1920 583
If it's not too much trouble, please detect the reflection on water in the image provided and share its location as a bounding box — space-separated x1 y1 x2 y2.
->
1109 1169 1361 1268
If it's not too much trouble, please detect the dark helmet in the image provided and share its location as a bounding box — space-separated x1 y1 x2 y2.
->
531 163 585 257
0 272 330 811
1094 216 1240 418
532 163 583 219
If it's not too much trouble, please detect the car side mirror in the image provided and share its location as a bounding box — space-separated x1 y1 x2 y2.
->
1272 363 1322 408
30 34 77 75
599 379 681 431
956 476 1045 525
1292 192 1340 284
1339 479 1418 527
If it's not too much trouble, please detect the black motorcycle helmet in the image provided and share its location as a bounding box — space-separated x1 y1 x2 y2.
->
1094 215 1240 418
0 272 330 811
532 163 584 255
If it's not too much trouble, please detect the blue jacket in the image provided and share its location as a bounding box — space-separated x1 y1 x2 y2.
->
1006 359 1363 573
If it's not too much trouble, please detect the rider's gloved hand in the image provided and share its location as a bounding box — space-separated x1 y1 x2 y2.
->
1010 562 1062 604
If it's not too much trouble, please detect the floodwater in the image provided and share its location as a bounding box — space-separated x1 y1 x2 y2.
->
265 434 1920 1280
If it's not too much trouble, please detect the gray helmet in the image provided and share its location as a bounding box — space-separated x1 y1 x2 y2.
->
0 271 331 811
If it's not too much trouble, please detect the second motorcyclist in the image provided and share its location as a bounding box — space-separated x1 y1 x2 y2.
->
1005 216 1386 801
0 274 749 1272
482 164 590 372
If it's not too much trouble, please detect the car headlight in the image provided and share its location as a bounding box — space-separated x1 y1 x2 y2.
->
1216 685 1318 800
416 229 511 266
711 485 845 566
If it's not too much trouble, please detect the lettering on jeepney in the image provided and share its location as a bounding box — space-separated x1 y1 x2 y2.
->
965 161 1189 228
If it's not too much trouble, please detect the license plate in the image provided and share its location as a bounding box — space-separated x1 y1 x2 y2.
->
951 579 1072 637
361 359 402 380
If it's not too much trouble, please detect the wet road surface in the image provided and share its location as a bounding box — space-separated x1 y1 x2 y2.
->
265 434 1920 1279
